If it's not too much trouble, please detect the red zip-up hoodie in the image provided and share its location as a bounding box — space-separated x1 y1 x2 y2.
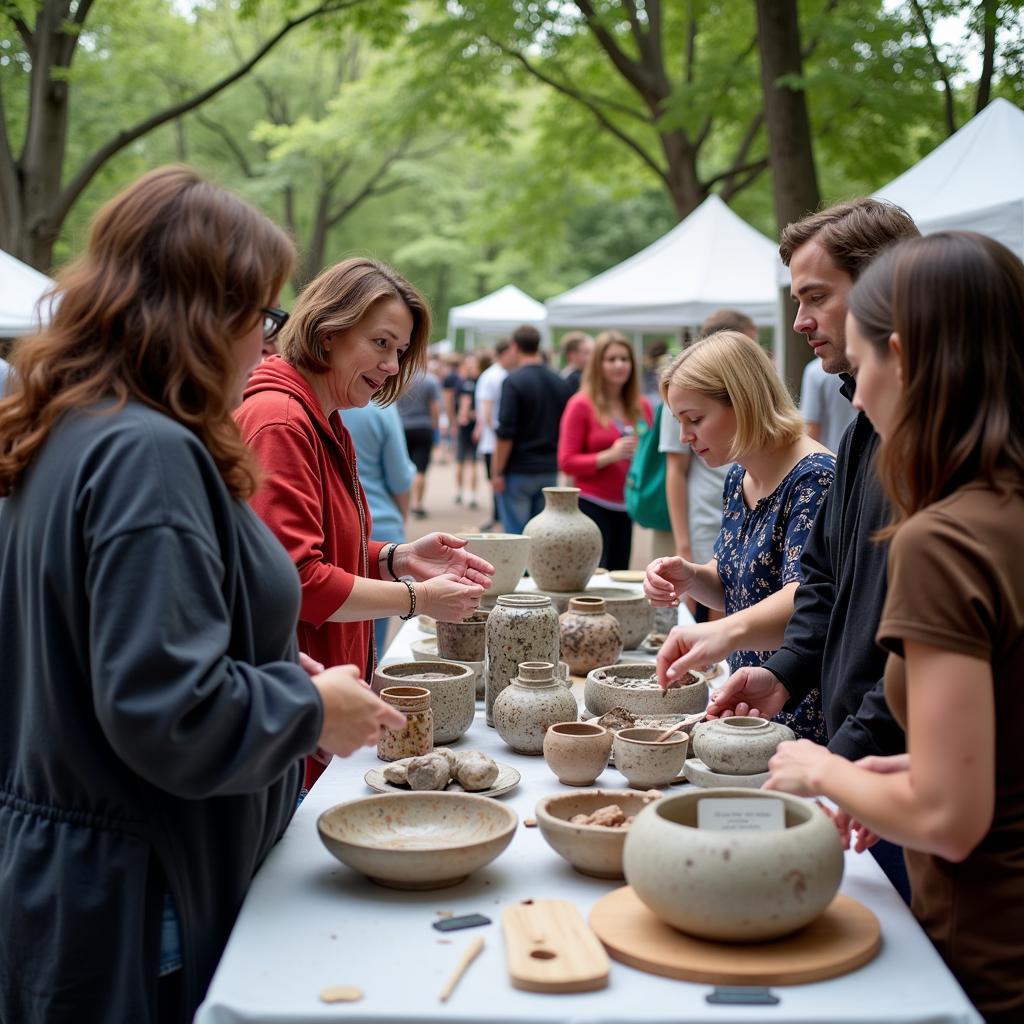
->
237 358 385 785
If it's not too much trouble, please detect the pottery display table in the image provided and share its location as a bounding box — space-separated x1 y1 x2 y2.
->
194 595 981 1024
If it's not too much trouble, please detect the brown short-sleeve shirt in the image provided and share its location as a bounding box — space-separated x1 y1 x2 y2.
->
878 479 1024 1022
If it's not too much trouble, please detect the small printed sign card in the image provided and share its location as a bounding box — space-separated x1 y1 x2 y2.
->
697 797 785 833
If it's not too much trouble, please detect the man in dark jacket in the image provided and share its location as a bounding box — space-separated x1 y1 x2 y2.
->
706 198 920 897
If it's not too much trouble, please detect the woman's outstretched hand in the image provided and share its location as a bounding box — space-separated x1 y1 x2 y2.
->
416 573 486 622
644 556 697 608
396 533 494 589
705 665 790 719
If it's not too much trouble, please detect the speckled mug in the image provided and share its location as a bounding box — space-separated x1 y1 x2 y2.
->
484 594 560 727
377 686 433 762
559 596 623 676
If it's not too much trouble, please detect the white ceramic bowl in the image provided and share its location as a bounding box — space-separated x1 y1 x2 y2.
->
455 533 530 597
623 788 844 941
584 662 708 718
318 792 517 889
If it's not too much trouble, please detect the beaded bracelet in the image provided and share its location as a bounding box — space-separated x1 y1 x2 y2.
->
398 579 417 621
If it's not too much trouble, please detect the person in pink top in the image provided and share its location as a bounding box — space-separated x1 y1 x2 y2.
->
558 330 653 569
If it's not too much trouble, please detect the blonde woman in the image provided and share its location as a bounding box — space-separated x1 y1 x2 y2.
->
557 330 653 569
644 330 834 740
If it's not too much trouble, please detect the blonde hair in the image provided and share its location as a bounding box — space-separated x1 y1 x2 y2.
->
660 330 803 461
278 257 430 406
580 330 643 425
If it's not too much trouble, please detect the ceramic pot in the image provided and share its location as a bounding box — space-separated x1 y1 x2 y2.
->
523 487 602 592
559 597 623 676
690 716 796 776
584 662 708 718
484 594 560 727
377 686 433 762
541 587 655 650
493 662 579 755
612 727 689 788
372 662 475 745
436 609 489 662
455 533 530 597
543 722 613 786
623 788 844 941
407 638 484 700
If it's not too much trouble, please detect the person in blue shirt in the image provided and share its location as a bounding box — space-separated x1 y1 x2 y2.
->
340 401 416 654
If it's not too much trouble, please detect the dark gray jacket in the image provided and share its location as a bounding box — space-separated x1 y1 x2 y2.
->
0 401 323 1023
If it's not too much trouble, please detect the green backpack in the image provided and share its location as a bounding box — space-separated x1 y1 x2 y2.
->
625 403 672 532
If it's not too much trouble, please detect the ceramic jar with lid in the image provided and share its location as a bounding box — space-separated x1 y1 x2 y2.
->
377 686 433 762
690 716 795 775
523 487 602 592
484 593 560 727
493 662 579 755
559 596 623 676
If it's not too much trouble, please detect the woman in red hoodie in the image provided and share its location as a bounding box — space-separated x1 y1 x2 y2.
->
236 259 493 786
557 330 653 569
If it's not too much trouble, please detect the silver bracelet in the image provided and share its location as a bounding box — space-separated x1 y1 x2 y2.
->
398 579 417 620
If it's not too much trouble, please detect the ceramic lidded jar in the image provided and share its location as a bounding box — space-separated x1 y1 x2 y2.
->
559 596 623 677
377 686 433 762
690 716 796 776
523 487 602 592
493 662 579 755
436 609 489 662
484 594 560 727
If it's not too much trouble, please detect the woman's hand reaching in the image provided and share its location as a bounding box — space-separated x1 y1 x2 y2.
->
655 621 734 688
396 533 494 589
644 556 697 608
416 574 486 622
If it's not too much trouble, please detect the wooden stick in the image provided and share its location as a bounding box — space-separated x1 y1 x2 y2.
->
655 710 708 743
439 936 485 1003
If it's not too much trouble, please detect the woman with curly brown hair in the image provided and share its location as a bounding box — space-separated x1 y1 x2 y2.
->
0 167 404 1024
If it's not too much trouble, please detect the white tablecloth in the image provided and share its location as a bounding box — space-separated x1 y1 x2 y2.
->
196 604 981 1024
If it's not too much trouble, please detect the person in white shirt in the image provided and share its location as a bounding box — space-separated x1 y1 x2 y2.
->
473 338 519 530
800 355 856 454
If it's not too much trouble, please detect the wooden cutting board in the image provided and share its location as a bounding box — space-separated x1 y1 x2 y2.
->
589 887 880 986
503 899 610 993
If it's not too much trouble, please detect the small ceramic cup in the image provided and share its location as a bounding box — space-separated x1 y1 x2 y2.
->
613 727 688 788
436 609 489 662
543 722 613 787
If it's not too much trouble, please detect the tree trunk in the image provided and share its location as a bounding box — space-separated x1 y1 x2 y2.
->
754 0 821 395
660 129 705 219
976 0 997 113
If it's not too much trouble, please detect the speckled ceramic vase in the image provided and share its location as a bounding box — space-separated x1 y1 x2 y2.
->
523 487 602 592
559 596 623 677
484 594 560 727
493 662 579 755
377 686 433 762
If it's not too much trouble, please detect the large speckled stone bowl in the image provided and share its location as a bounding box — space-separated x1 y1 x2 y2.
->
318 792 517 890
540 587 655 650
623 788 844 941
535 789 660 879
455 533 530 598
584 663 708 718
372 661 475 744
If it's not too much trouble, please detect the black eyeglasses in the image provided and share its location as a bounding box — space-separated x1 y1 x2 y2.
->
261 307 289 342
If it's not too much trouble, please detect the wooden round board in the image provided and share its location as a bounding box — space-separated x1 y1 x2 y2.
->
589 886 880 986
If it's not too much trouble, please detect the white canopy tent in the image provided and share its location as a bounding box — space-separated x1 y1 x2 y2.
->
874 98 1024 259
545 195 782 344
447 284 549 349
0 248 54 339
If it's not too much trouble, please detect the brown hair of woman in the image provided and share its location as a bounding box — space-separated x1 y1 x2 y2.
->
580 330 644 425
0 165 295 499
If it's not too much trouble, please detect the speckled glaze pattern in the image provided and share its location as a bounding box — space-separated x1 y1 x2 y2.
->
623 788 844 941
523 487 602 592
455 533 530 597
436 609 489 662
584 663 708 718
612 727 689 788
690 716 795 776
542 587 655 650
373 662 475 745
559 597 623 676
377 686 433 762
492 662 579 755
484 594 560 727
543 722 613 786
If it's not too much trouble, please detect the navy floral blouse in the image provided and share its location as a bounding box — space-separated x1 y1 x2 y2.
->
713 452 836 742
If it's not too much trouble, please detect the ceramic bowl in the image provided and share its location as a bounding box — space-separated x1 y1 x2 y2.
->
372 660 475 744
623 788 844 941
584 662 708 718
436 609 489 661
543 722 613 786
612 727 689 788
409 638 484 699
318 792 517 890
455 533 530 597
541 587 655 650
690 716 795 776
535 789 660 879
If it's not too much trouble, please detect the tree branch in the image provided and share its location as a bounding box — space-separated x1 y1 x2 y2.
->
801 0 840 61
50 0 366 230
59 0 96 66
573 0 659 108
193 111 255 178
719 158 768 202
910 0 956 135
10 15 33 53
976 0 997 113
706 155 768 192
684 5 697 85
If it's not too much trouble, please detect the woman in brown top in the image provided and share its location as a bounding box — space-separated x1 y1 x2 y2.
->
763 231 1024 1023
